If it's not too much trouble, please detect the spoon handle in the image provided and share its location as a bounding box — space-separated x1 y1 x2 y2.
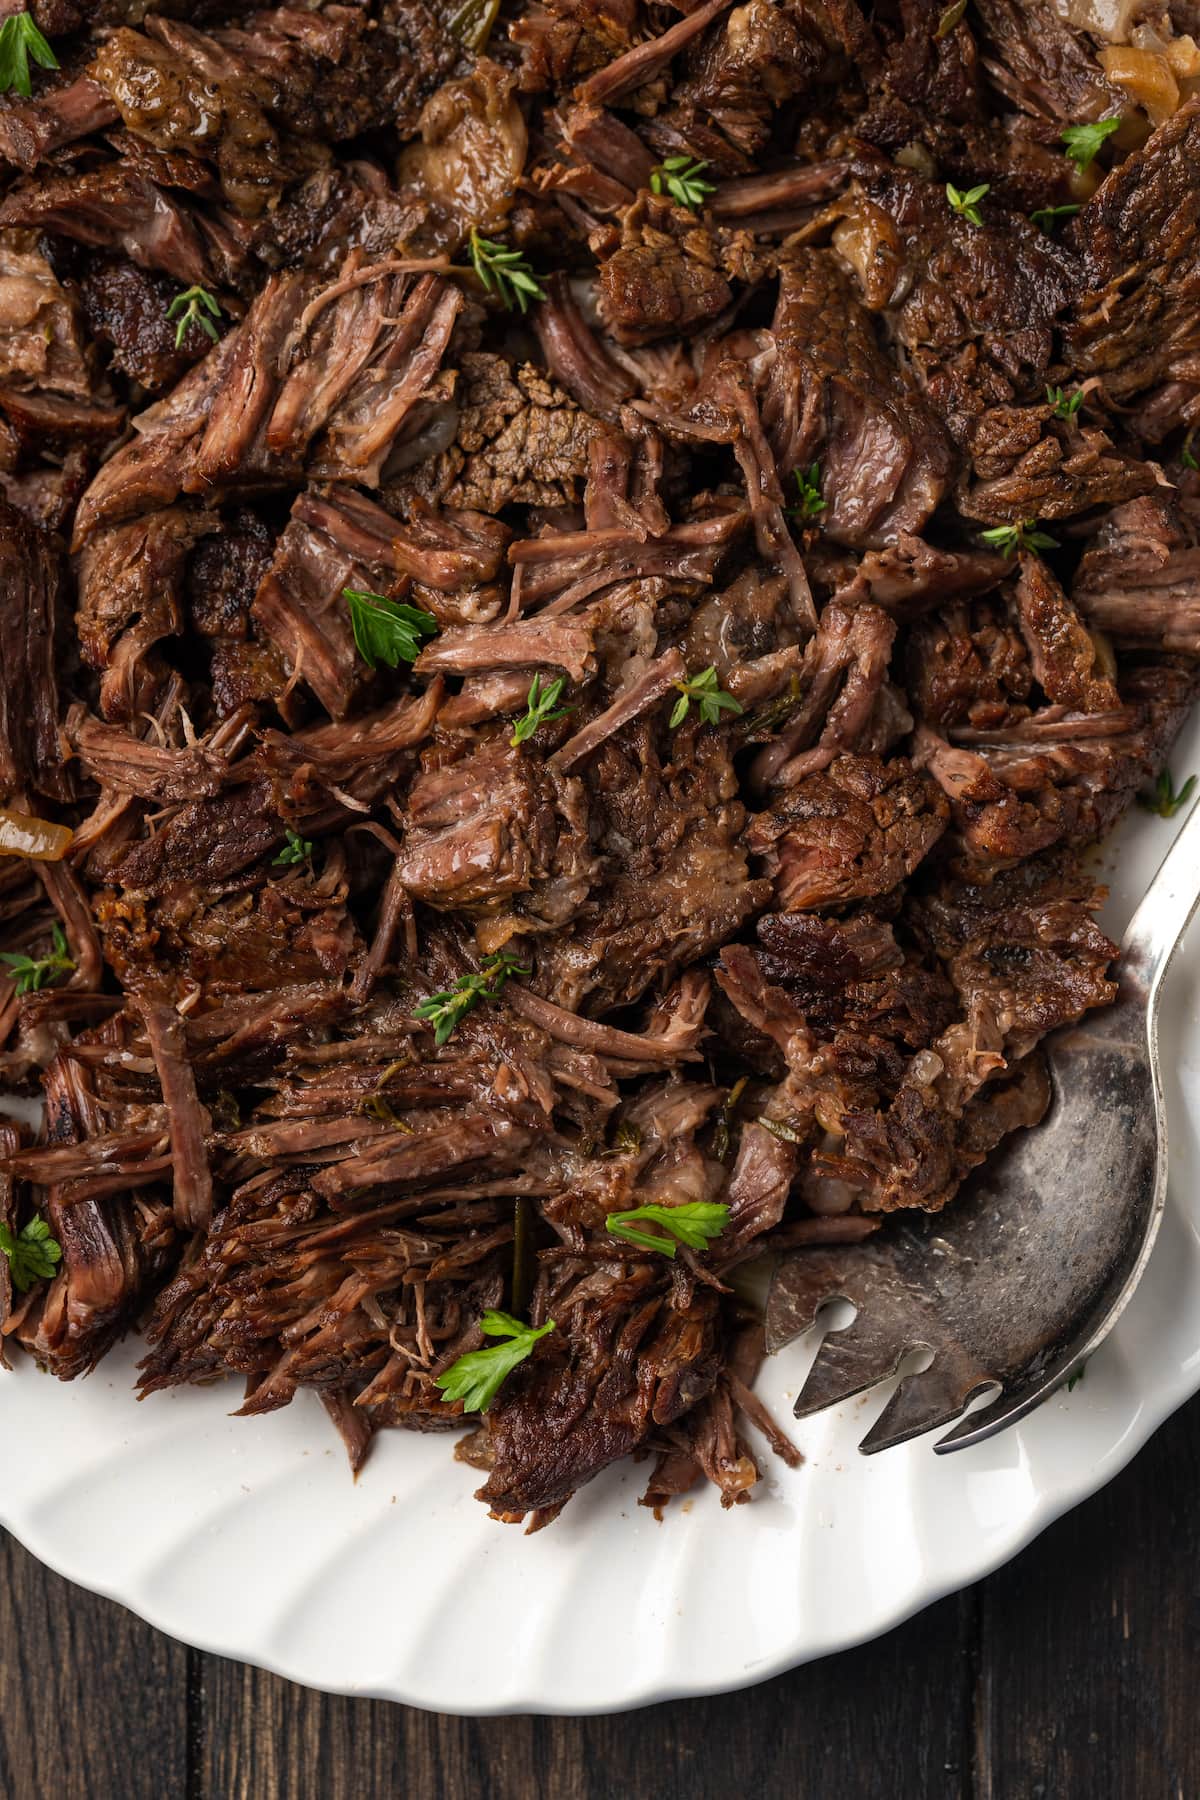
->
1122 797 1200 1010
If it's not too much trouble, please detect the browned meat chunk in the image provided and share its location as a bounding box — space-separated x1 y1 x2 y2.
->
747 755 950 911
598 193 732 345
762 251 955 549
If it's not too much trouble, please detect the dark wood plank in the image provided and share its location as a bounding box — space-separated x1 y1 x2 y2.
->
976 1393 1200 1800
197 1591 973 1800
6 1394 1200 1799
0 1531 189 1800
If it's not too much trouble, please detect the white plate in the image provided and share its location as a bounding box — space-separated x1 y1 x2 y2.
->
4 707 1200 1715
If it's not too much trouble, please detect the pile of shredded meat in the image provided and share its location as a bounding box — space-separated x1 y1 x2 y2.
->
1 0 1199 1530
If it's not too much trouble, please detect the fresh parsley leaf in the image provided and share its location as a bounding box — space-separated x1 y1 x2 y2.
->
166 284 221 350
1139 768 1197 819
1030 202 1080 234
413 951 531 1045
668 665 744 730
605 1201 730 1259
273 828 312 867
1181 433 1198 472
787 461 827 522
344 588 437 670
0 12 58 99
934 0 967 35
979 518 1060 557
468 229 545 314
1 923 74 996
649 155 715 211
946 181 989 226
434 1309 555 1412
0 1216 62 1292
510 674 573 747
1046 384 1082 420
1060 115 1121 171
446 0 500 50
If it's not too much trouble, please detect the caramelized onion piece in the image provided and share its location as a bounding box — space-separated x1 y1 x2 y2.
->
0 807 74 861
831 199 904 310
1099 45 1180 123
397 62 528 252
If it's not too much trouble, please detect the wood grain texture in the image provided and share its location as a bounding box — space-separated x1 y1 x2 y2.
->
198 1591 972 1800
0 1533 189 1800
1 1393 1199 1800
976 1396 1200 1800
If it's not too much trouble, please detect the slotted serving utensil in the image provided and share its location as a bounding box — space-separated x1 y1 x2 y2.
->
764 799 1200 1456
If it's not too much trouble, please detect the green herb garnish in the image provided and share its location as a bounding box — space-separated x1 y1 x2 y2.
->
1030 203 1080 234
1 924 74 996
603 1121 643 1158
510 674 573 747
0 12 58 99
668 666 744 730
604 1201 730 1259
787 461 827 522
1046 384 1082 420
344 588 437 670
946 181 989 226
273 828 312 867
468 229 545 314
1181 433 1198 472
1139 768 1197 819
979 519 1060 557
446 0 500 50
0 1217 62 1292
934 0 967 35
650 155 715 212
413 950 531 1045
713 1075 748 1162
757 1115 805 1145
1066 1361 1087 1393
166 284 221 350
434 1309 555 1412
1060 116 1121 172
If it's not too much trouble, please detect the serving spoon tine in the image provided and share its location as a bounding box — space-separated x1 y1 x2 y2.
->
764 798 1200 1456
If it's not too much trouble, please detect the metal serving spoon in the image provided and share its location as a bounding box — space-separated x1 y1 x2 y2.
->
764 799 1200 1456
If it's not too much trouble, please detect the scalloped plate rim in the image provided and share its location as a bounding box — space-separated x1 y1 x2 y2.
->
0 1360 1194 1715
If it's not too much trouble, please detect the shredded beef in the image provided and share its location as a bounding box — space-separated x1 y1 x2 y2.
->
0 0 1196 1530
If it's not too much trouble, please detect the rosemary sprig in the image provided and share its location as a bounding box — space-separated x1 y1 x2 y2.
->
0 923 74 996
468 229 545 313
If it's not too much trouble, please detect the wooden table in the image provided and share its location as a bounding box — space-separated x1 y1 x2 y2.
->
2 1393 1198 1800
